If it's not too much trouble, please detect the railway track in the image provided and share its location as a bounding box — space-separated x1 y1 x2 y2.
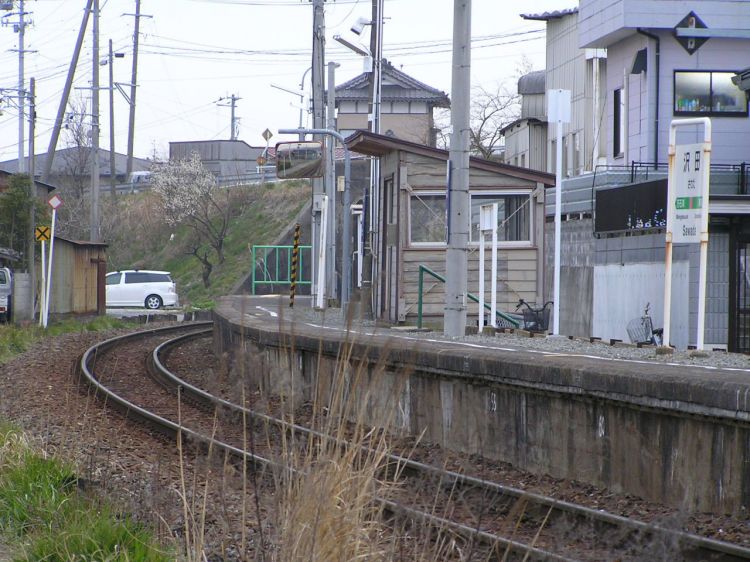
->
77 323 750 561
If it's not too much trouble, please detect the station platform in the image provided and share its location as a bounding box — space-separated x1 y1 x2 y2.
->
213 294 750 515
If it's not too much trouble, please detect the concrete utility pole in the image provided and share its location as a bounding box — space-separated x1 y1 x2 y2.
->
2 0 31 173
43 0 94 182
27 77 35 318
17 0 26 173
444 0 471 337
90 0 100 242
125 0 142 179
217 94 241 140
326 61 338 300
311 0 326 306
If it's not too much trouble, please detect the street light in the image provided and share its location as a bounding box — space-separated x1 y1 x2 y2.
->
271 66 311 140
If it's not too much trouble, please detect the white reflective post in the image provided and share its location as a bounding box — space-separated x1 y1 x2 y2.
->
478 204 495 332
316 194 328 310
490 202 498 327
39 241 46 327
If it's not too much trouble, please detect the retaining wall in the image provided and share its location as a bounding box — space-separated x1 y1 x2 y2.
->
214 296 750 515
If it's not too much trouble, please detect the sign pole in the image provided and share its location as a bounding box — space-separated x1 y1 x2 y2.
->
44 195 64 328
39 240 46 327
478 227 485 332
490 202 498 328
664 117 711 349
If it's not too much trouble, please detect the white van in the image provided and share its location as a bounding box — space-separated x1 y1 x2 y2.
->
0 267 11 322
105 270 178 310
127 171 152 185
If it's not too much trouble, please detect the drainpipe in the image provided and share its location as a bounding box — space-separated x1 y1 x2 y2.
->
637 28 660 169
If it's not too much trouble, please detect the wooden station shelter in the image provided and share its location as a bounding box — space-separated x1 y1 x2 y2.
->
48 236 107 316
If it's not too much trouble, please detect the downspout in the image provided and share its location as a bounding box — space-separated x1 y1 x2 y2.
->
637 28 660 169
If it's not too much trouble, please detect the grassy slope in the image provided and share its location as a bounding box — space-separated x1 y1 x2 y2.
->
106 180 311 308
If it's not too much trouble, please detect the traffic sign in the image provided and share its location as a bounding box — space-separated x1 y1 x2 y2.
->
48 194 63 210
35 226 50 242
256 155 267 166
262 128 273 142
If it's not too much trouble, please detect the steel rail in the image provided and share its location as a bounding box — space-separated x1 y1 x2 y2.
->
153 330 750 562
78 324 567 561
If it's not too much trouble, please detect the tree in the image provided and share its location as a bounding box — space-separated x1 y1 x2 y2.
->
0 175 44 263
435 56 534 159
152 153 236 287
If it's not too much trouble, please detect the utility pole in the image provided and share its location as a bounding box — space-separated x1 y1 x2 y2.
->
27 77 35 319
43 0 93 182
326 61 338 300
311 0 326 307
444 0 471 337
125 0 143 179
90 0 100 242
217 94 241 140
2 0 31 173
361 0 383 317
108 39 116 197
17 0 26 173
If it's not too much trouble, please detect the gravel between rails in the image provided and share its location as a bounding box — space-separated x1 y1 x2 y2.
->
169 336 750 550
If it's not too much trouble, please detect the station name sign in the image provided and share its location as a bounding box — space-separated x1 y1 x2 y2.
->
669 142 709 244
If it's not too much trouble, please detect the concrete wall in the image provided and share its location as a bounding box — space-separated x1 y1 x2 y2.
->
214 296 750 515
11 273 32 322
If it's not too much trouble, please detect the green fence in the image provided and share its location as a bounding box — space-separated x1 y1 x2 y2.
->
417 264 521 329
251 245 312 295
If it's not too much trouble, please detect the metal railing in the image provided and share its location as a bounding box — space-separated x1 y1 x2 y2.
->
251 245 311 294
416 264 521 329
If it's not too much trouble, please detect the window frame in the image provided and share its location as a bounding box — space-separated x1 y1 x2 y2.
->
673 70 749 117
468 190 534 248
613 88 624 158
408 191 447 247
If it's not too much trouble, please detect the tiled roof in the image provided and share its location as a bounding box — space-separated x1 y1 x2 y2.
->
521 7 578 21
335 60 450 107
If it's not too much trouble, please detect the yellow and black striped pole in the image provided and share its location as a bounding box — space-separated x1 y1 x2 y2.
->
289 223 301 307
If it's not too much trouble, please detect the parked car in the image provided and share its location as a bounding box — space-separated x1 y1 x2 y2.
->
105 270 178 310
0 267 11 322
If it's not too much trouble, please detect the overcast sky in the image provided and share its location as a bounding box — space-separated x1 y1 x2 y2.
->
0 0 571 164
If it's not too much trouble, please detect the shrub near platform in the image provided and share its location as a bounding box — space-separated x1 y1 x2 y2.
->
0 423 172 561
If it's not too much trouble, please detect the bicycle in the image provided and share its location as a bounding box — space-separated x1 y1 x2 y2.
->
626 303 664 346
515 299 553 332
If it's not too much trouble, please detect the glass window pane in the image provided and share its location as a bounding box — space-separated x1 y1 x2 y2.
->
410 194 445 243
471 194 531 242
0 271 6 284
675 72 710 112
106 273 121 285
712 72 746 113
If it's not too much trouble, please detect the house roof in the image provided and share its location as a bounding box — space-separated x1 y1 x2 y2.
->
499 117 545 136
521 7 578 21
0 169 57 193
335 60 450 108
518 70 546 95
55 235 108 248
0 246 21 262
0 148 151 177
345 130 555 186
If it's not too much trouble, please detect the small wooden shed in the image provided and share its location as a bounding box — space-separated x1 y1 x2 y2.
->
49 236 107 316
346 131 555 325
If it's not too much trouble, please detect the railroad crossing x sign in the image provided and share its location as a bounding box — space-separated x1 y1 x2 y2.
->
35 226 50 242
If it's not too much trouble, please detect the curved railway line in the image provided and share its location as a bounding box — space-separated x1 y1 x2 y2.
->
76 322 750 561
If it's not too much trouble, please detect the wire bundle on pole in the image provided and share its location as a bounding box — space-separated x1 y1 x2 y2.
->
289 223 301 307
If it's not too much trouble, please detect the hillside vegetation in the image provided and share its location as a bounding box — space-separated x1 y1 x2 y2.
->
105 180 311 307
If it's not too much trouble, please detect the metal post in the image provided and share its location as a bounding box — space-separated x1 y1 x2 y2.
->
280 127 352 308
27 77 36 319
43 0 93 182
126 0 141 179
491 202 498 327
417 265 424 329
553 119 562 335
326 61 338 301
316 195 328 310
44 209 57 328
39 240 45 326
90 0 100 242
478 228 485 332
290 223 301 307
444 0 471 337
109 39 116 197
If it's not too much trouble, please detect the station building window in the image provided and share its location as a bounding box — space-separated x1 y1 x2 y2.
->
409 192 446 245
674 70 748 116
469 192 532 245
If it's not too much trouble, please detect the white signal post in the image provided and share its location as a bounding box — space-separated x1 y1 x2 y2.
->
43 194 63 328
663 118 711 350
477 203 498 332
